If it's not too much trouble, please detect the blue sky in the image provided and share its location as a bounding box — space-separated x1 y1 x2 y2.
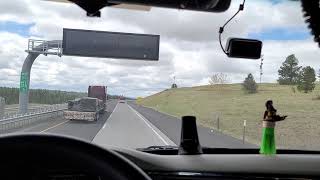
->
269 0 285 4
0 0 318 97
0 0 310 42
0 21 33 37
248 27 310 41
0 20 310 42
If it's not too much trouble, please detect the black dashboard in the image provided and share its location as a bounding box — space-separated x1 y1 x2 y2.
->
114 147 320 180
1 134 320 180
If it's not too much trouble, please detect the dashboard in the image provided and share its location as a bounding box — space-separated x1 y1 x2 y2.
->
114 147 320 180
0 134 320 180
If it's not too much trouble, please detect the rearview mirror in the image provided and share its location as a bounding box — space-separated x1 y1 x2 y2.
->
226 38 262 59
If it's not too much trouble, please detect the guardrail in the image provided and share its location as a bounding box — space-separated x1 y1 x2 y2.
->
0 104 67 134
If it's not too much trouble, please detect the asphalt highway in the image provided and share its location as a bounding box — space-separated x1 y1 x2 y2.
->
11 100 257 149
128 102 257 149
16 100 118 141
93 102 175 149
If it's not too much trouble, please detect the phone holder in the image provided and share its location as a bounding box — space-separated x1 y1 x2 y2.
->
178 116 203 155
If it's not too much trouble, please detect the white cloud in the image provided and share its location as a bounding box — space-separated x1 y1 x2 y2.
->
0 0 319 97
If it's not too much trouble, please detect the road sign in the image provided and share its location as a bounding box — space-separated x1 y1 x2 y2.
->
62 28 160 60
20 72 28 93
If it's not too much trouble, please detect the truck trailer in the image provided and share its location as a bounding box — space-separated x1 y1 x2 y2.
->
63 86 107 121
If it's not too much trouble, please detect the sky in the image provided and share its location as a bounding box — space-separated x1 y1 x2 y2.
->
0 0 319 97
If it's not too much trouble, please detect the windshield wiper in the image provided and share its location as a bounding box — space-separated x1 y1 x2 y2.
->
136 146 178 155
137 145 258 155
137 145 178 151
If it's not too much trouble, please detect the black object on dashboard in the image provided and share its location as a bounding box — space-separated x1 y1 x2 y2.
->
226 38 262 59
178 116 203 155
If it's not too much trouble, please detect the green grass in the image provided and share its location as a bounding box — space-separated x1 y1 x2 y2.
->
139 84 320 150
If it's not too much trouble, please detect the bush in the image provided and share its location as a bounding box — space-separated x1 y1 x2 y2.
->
171 83 178 89
242 73 257 94
209 73 228 85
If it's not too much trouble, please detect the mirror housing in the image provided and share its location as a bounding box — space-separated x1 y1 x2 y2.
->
226 38 262 59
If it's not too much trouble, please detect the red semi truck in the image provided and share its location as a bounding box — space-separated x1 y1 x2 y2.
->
88 86 107 109
63 86 107 121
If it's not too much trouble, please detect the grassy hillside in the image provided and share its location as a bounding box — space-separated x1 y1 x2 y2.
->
139 84 320 150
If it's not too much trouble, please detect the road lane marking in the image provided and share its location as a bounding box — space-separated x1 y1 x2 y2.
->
92 102 119 141
127 104 171 145
102 103 119 129
40 120 69 133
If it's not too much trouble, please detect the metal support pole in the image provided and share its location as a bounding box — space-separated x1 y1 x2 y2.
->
217 116 220 130
19 53 39 114
19 39 62 114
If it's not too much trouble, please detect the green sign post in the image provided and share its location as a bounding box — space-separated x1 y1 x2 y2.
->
20 72 28 93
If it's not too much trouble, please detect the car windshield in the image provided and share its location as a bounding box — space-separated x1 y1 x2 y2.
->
0 0 319 152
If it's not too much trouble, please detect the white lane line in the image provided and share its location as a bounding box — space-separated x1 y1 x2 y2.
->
102 103 119 129
92 102 119 141
40 120 69 133
127 104 170 145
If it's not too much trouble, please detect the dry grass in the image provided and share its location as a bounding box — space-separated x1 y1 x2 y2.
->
139 83 320 150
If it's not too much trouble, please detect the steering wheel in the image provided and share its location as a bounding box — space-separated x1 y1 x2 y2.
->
0 134 151 180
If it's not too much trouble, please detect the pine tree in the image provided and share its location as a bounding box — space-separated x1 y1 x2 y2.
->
0 87 86 104
278 54 302 85
297 66 316 93
242 73 258 94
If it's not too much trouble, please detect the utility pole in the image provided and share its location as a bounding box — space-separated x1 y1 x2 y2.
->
260 54 264 84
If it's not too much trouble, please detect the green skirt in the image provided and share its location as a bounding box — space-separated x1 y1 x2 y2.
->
259 127 276 155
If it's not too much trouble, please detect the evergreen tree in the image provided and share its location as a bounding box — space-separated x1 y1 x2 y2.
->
297 66 316 93
0 87 86 105
278 54 302 85
242 73 258 94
